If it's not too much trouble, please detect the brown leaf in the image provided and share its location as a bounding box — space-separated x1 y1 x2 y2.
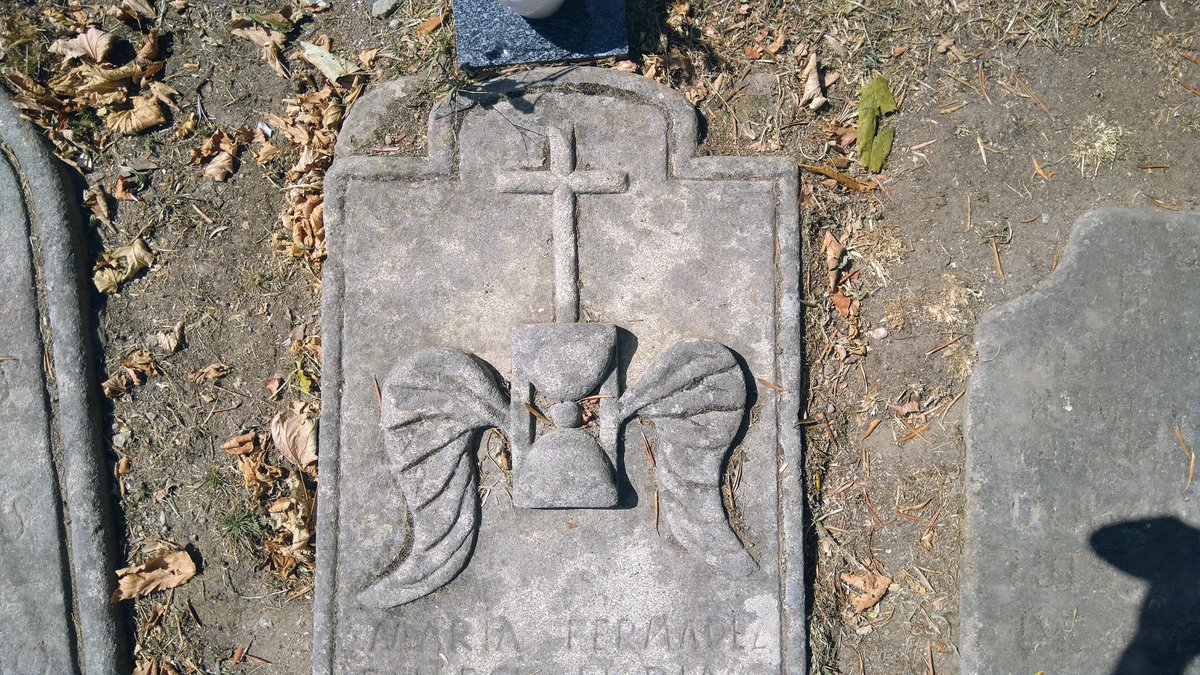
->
889 401 922 417
188 363 228 383
414 14 444 36
136 27 160 63
821 231 845 270
799 53 827 110
203 151 236 181
799 163 875 192
233 26 288 77
147 81 180 112
111 550 196 602
121 0 157 19
112 176 136 201
83 185 111 224
271 412 317 469
221 432 263 456
122 349 160 378
101 371 133 399
841 570 891 613
830 291 857 319
358 47 381 68
155 320 185 354
94 237 154 293
106 95 165 135
50 27 115 62
263 377 285 400
254 142 281 165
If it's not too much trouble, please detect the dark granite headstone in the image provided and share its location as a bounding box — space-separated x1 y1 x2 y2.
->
452 0 629 69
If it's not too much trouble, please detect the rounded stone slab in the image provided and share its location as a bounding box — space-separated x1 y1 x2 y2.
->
0 90 127 673
963 208 1200 674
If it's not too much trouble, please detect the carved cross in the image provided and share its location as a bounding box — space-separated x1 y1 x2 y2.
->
496 125 628 323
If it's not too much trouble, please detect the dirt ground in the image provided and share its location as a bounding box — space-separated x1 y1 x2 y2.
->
3 0 1199 672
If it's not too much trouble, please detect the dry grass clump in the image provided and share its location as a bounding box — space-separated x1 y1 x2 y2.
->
1070 114 1124 178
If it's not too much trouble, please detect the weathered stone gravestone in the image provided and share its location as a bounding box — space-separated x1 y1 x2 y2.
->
0 93 126 672
964 208 1200 674
316 68 804 673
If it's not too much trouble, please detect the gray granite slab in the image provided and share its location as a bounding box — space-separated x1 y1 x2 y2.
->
0 90 127 673
316 67 804 673
451 0 628 69
963 208 1200 674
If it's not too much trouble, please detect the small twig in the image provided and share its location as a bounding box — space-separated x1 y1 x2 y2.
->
652 489 660 534
1014 75 1051 116
1174 425 1195 493
926 334 964 356
524 403 552 426
991 239 1005 280
977 61 991 104
641 430 656 469
1090 0 1120 26
860 418 881 441
939 390 966 421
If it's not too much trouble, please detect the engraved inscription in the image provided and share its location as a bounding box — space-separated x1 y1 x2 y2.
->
366 613 770 670
369 615 520 655
563 614 772 654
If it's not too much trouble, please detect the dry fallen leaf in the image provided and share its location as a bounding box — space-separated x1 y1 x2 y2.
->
799 53 827 110
136 27 160 63
93 238 154 293
155 320 185 353
414 14 444 36
106 95 165 135
271 412 317 469
263 377 285 400
112 0 157 20
221 432 264 456
232 26 288 77
298 41 363 82
111 549 196 602
841 570 891 613
254 142 281 165
203 151 236 181
188 363 229 383
50 27 115 62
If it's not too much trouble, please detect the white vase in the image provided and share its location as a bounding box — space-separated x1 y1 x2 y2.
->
497 0 566 19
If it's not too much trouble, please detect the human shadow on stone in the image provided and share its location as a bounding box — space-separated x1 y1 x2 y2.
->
1089 516 1200 675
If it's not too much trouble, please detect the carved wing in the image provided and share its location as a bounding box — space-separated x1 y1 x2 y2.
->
618 339 757 578
357 348 508 608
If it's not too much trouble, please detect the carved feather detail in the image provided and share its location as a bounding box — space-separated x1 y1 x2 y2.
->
357 348 508 608
618 339 757 578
